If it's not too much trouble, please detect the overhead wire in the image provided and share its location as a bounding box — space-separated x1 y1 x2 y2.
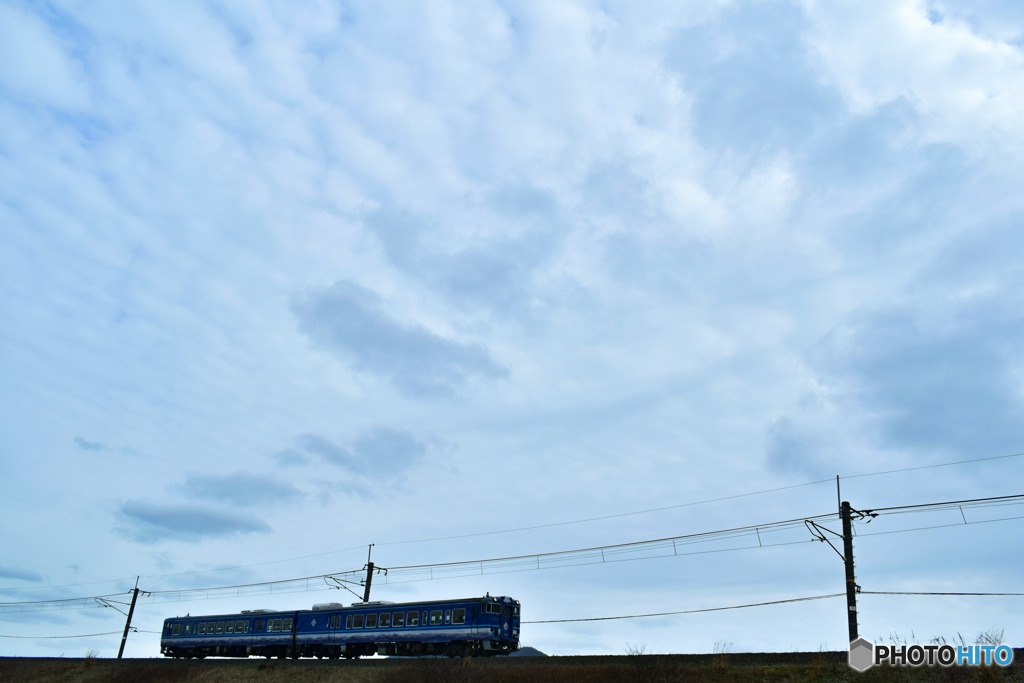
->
4 449 1021 594
862 591 1024 597
4 493 1023 611
524 593 845 624
0 630 126 639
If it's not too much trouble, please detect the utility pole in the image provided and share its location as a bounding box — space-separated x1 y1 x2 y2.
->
362 544 374 603
840 501 858 642
117 578 140 660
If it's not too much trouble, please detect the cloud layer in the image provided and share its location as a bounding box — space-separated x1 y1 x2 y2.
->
292 280 507 397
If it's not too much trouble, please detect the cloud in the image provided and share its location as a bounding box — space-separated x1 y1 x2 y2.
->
0 565 43 583
291 280 507 397
273 448 312 467
765 418 835 479
177 472 303 508
800 213 1024 460
72 437 139 457
351 427 427 471
296 428 428 478
666 1 843 156
115 502 272 544
0 3 91 110
803 0 1024 149
365 201 561 319
297 434 354 468
73 437 105 452
816 305 1024 457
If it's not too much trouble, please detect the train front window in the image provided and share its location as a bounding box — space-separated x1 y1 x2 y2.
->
172 624 181 635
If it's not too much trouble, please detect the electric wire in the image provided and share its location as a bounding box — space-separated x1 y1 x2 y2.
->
862 591 1024 597
0 630 126 639
5 449 1020 594
524 593 846 623
3 493 1021 613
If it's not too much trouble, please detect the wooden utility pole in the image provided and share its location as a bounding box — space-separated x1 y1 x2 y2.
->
362 544 374 603
840 501 858 642
117 578 140 659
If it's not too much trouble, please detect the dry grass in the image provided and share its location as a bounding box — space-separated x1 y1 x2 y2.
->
2 651 1021 683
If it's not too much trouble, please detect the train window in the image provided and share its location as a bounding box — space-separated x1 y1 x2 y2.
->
393 612 405 627
407 611 418 627
429 610 443 625
423 611 428 625
269 619 280 633
198 622 206 635
283 618 293 632
379 613 391 628
452 609 466 625
184 624 192 634
238 621 247 633
445 610 451 624
365 613 377 628
256 620 265 632
345 615 353 629
353 614 364 629
225 621 234 634
514 606 520 616
173 624 181 635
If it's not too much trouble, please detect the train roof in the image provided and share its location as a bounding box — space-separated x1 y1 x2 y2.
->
163 595 518 621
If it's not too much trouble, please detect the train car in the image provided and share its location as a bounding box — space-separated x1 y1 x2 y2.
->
161 595 520 659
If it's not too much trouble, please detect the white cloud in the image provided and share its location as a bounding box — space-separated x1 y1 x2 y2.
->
0 3 91 109
2 0 1023 660
803 0 1024 151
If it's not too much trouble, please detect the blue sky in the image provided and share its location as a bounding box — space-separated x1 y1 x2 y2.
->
2 0 1024 658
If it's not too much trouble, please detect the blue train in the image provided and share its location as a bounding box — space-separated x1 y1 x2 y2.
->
160 594 520 658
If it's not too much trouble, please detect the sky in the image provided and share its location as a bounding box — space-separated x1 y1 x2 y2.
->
2 0 1024 659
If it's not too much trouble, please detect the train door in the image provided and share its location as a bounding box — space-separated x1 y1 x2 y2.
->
500 604 513 640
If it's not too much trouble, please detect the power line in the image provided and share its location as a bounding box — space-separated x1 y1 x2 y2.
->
6 450 1021 594
524 593 845 623
0 630 125 639
3 492 1022 613
862 591 1024 597
868 493 1024 515
841 451 1024 481
375 478 838 547
0 512 837 612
